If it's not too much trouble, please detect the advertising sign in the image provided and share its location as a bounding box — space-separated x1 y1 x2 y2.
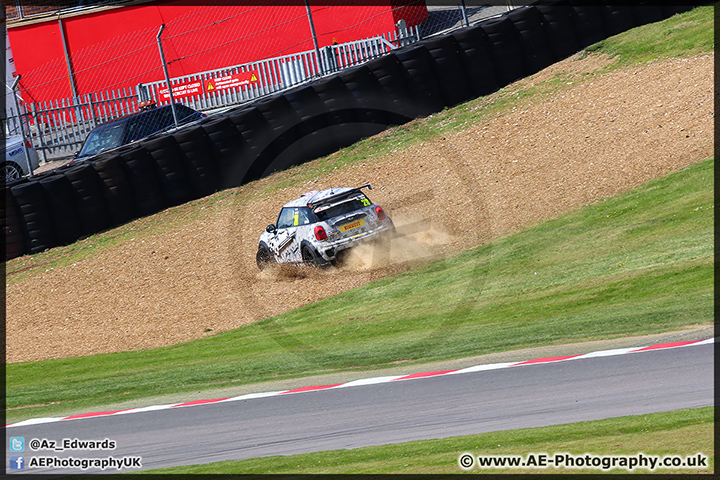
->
205 71 259 92
158 79 204 100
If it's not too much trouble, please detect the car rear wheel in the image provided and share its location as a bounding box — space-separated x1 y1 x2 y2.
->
302 244 330 269
256 245 275 270
3 162 23 182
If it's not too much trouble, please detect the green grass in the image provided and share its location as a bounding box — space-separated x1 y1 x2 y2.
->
5 6 713 284
584 4 715 69
132 407 713 474
6 157 713 422
5 5 714 425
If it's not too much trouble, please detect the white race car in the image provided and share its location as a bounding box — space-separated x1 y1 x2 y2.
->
257 184 395 269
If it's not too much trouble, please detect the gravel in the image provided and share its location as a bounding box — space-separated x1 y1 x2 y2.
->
5 53 713 363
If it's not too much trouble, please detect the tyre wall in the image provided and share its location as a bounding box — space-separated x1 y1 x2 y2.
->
5 4 688 259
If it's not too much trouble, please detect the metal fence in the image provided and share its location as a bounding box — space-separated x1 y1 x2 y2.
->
5 26 421 162
138 28 417 113
3 3 514 163
5 88 140 163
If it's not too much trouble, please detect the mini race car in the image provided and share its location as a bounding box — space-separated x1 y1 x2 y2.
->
256 184 395 269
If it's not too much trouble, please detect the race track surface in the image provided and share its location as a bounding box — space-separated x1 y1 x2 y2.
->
6 341 713 474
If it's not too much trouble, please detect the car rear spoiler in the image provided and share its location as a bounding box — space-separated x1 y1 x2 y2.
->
308 184 372 210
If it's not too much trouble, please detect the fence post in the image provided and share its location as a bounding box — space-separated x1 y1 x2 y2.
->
11 75 34 176
396 19 412 47
460 0 470 27
88 93 97 126
58 15 80 111
136 83 151 103
322 45 338 73
156 24 179 127
30 103 48 164
304 0 324 76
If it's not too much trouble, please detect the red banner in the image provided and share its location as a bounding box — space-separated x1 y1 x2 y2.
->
205 71 259 92
158 80 204 100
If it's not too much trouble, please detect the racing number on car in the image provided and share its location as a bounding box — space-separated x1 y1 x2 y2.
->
361 198 371 207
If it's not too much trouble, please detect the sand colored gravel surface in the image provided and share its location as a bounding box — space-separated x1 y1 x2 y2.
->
5 53 713 363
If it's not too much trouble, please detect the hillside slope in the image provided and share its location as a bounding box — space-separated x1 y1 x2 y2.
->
6 52 713 363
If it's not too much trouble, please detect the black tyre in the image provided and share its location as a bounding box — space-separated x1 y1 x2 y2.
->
366 54 418 120
479 16 527 87
536 3 582 61
508 6 556 74
141 135 192 206
570 5 607 48
632 5 664 26
338 64 398 130
91 153 138 226
249 93 309 181
301 243 330 269
3 162 23 182
394 44 445 117
254 93 303 142
38 173 82 245
311 75 369 148
2 186 25 260
227 106 273 185
256 244 275 270
10 179 57 254
199 116 247 188
419 35 473 108
64 163 111 236
283 84 338 163
601 5 637 37
173 126 220 198
116 145 167 216
451 25 500 97
663 5 692 17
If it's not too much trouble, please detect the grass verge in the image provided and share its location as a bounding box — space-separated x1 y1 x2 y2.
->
131 407 713 474
6 157 713 422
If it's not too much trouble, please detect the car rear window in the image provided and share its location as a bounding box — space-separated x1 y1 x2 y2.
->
124 105 199 143
314 194 370 221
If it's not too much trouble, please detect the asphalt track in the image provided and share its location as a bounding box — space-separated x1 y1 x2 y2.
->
6 342 713 474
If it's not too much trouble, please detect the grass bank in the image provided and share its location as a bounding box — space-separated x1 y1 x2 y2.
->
7 157 713 422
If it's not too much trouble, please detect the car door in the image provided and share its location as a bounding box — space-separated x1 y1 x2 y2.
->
267 207 302 264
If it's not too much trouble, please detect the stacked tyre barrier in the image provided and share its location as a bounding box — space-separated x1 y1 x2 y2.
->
3 3 696 260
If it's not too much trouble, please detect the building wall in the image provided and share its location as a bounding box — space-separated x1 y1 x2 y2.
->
7 0 428 105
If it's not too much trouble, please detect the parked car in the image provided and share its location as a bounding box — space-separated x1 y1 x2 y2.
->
3 134 40 181
256 184 395 269
73 102 205 161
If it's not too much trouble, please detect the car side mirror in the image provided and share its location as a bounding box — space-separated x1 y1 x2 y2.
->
266 224 276 234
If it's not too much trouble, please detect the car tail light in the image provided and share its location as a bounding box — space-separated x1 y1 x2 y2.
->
24 139 32 149
314 225 327 241
375 206 386 221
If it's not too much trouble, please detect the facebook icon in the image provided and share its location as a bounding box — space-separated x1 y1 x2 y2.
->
9 455 25 470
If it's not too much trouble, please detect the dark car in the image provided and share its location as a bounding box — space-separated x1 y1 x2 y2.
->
73 103 205 160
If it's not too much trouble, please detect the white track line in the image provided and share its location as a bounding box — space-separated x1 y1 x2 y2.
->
7 338 713 428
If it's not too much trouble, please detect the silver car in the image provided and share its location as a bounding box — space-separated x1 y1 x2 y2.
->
3 135 40 181
257 184 395 269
